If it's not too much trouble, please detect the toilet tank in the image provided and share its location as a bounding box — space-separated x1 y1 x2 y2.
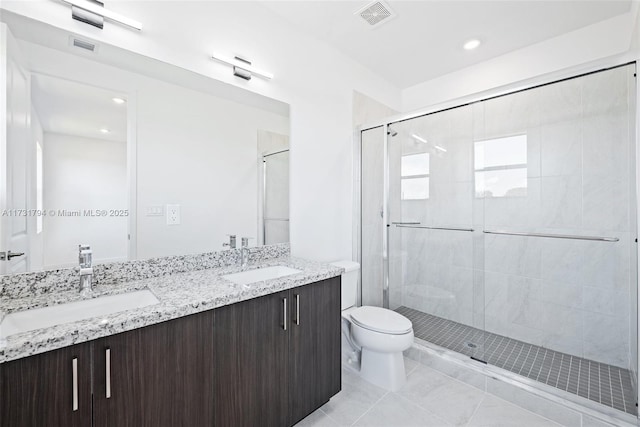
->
330 261 360 310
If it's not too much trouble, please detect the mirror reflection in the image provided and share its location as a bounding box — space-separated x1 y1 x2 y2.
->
1 18 290 274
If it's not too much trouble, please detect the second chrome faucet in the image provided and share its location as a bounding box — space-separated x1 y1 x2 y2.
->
78 244 93 295
240 237 251 270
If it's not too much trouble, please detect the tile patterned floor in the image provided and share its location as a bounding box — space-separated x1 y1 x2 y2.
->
395 306 637 416
295 360 566 427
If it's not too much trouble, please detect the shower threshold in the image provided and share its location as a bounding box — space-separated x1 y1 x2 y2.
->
395 306 637 416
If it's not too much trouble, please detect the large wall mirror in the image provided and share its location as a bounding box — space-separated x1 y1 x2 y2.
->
0 11 290 275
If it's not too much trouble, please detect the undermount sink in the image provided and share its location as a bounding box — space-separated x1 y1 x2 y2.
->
0 289 160 339
223 266 301 286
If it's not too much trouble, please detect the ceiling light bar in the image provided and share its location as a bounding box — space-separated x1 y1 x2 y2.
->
62 0 143 30
411 133 427 143
211 53 274 80
435 145 447 153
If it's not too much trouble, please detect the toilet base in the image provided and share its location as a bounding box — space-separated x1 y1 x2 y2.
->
359 348 406 391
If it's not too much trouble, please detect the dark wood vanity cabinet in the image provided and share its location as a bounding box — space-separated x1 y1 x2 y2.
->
0 311 215 427
0 342 93 427
92 310 215 427
214 276 341 427
0 276 341 427
289 276 341 425
213 290 290 427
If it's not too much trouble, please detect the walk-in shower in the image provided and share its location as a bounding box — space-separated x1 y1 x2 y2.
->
358 63 638 418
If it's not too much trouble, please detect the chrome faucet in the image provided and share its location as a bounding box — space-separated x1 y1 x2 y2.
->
240 237 250 270
223 234 237 249
78 245 93 295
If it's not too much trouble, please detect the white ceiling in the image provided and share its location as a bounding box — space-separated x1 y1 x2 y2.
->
262 0 632 88
31 74 127 142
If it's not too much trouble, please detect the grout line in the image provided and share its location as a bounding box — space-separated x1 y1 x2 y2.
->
392 390 457 427
480 392 565 426
349 390 389 426
618 369 627 413
318 407 342 426
398 306 636 414
463 392 488 426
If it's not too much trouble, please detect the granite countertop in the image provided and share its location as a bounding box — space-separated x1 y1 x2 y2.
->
0 257 343 363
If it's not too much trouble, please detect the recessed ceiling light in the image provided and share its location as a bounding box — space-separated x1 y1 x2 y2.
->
463 39 481 50
112 97 126 104
100 128 110 134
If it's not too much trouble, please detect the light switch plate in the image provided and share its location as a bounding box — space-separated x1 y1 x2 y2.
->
166 204 180 225
146 205 164 216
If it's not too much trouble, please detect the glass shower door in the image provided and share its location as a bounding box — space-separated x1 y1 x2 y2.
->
480 64 638 414
263 150 289 245
361 126 386 307
388 105 485 361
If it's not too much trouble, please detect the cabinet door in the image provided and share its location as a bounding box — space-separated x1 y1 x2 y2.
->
289 277 342 425
214 291 289 427
93 310 215 427
0 343 92 427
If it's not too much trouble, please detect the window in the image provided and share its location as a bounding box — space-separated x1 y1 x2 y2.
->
401 153 429 200
474 135 527 198
36 141 43 234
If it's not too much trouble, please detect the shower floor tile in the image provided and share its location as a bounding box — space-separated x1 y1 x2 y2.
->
395 306 637 416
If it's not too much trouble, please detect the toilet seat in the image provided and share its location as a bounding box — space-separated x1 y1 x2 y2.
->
350 306 412 335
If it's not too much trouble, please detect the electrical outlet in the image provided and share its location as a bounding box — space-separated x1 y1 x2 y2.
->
166 204 180 225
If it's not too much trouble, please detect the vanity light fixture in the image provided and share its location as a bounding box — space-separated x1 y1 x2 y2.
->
62 0 143 30
112 97 126 104
211 53 274 80
100 128 111 134
435 145 448 153
463 39 481 50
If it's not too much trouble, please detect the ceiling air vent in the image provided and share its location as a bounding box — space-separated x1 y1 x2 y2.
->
355 1 396 28
69 36 99 53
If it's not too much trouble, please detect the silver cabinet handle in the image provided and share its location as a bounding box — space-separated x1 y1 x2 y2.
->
283 297 287 331
105 348 111 398
72 358 78 411
295 294 300 326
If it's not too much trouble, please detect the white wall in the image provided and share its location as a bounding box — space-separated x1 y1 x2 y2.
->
21 42 290 260
43 133 127 268
402 12 636 111
631 1 640 51
0 1 403 263
135 81 289 258
353 90 398 127
28 106 43 270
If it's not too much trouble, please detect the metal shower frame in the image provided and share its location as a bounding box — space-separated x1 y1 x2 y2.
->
352 51 640 424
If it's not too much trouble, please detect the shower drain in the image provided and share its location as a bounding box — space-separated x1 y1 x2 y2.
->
465 342 477 349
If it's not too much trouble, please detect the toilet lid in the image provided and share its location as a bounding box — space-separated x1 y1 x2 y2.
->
350 306 413 335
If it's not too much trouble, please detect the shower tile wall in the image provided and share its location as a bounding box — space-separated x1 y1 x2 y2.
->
389 104 479 329
388 65 636 370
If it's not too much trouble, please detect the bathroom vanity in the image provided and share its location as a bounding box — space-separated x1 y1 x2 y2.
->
0 253 342 427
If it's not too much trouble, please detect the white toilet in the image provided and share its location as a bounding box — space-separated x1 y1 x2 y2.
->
332 261 414 391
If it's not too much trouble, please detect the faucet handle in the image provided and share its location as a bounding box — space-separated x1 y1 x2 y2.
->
241 237 254 248
78 244 92 267
223 235 237 249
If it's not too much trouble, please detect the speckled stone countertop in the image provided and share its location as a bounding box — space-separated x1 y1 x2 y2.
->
0 256 343 363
